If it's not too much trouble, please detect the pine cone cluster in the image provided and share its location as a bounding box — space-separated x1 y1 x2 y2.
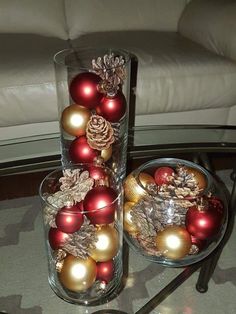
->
158 165 200 199
47 170 94 208
130 198 162 238
43 206 58 227
86 115 115 150
92 53 126 95
63 217 98 259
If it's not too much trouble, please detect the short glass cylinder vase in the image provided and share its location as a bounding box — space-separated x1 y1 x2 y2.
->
54 48 131 180
39 164 123 305
123 158 228 267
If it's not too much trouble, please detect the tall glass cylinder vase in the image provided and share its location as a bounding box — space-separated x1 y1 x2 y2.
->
54 48 131 180
39 164 124 305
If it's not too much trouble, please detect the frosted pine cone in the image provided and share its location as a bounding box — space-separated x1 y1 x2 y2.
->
92 53 126 95
63 217 98 259
158 165 200 199
86 115 115 150
43 205 58 227
47 170 94 207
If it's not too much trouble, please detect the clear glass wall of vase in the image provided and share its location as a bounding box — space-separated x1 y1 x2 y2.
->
123 158 228 267
54 48 131 181
39 164 124 305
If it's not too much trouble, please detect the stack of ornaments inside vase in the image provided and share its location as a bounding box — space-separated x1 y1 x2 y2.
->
59 52 129 179
123 159 227 263
42 165 123 301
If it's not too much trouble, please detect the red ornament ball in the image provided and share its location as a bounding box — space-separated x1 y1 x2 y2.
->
48 227 69 250
185 200 225 240
154 166 175 185
69 72 103 109
96 260 114 283
77 201 84 212
55 205 84 233
87 165 107 182
191 235 206 252
96 91 126 122
83 186 118 224
69 136 98 163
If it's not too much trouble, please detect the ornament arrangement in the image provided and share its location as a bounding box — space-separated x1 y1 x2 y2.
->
40 165 123 304
123 158 227 265
54 48 130 179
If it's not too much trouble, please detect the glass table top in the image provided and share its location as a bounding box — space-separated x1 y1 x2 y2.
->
0 124 236 175
0 195 200 313
128 125 236 158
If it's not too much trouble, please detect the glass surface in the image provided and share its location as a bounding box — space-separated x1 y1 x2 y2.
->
128 125 236 158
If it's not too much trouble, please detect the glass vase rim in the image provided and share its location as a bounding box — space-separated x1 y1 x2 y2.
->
133 157 213 200
39 163 123 214
53 46 131 70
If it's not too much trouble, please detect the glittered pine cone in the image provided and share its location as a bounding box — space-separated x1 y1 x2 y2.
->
86 115 115 150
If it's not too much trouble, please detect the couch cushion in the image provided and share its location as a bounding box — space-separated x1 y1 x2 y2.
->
65 0 187 39
0 34 68 127
178 0 236 62
0 0 68 39
72 31 236 116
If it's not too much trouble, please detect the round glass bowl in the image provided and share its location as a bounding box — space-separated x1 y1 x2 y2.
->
39 164 123 305
123 158 228 267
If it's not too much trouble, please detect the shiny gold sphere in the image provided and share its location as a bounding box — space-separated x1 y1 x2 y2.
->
90 225 119 262
186 167 207 191
139 172 156 188
123 173 147 202
101 146 113 162
156 226 192 259
61 104 91 136
58 255 96 292
123 202 139 235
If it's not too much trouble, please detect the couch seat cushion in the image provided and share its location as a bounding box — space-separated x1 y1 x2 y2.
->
0 34 68 127
72 31 236 116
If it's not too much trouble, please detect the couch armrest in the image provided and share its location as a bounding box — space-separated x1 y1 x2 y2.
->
178 0 236 62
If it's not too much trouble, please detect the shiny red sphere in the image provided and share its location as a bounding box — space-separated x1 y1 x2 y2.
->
191 235 206 251
48 227 69 250
69 136 98 163
83 186 117 224
87 165 107 182
96 260 114 283
77 201 84 212
69 72 103 109
55 205 84 233
154 166 175 185
185 201 224 240
96 91 126 122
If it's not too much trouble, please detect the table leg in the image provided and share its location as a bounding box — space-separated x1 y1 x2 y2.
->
134 264 201 314
196 167 236 292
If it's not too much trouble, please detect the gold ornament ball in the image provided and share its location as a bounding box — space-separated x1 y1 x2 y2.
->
123 173 147 202
139 172 156 188
61 104 91 136
90 225 119 262
156 226 192 259
101 146 113 162
186 167 207 191
123 202 139 235
58 255 96 292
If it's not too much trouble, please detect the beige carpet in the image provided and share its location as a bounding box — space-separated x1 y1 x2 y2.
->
0 170 235 314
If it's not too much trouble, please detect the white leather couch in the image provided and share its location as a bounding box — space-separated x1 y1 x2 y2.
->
1 0 236 163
